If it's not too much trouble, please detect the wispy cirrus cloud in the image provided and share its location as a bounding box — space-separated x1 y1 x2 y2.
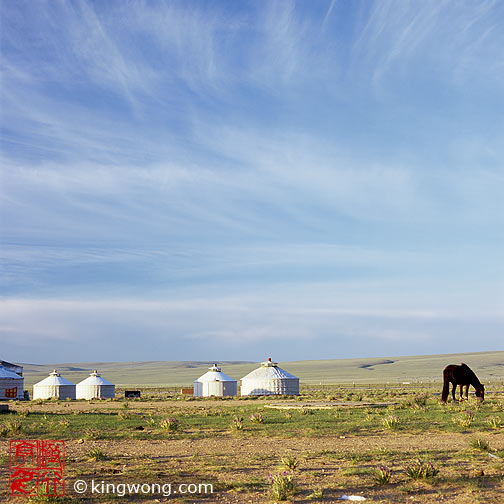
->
351 0 504 88
1 1 503 363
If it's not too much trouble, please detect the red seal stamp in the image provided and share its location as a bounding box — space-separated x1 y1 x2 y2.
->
9 440 65 496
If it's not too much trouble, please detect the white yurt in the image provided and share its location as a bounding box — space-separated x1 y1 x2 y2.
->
0 364 24 400
193 364 237 397
76 370 115 399
33 370 76 400
1 360 23 377
240 358 299 396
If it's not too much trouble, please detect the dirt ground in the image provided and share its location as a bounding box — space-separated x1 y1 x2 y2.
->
64 433 504 503
2 399 504 503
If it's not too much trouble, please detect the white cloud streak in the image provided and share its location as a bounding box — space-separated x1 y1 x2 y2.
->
1 1 503 362
351 0 504 87
1 293 502 360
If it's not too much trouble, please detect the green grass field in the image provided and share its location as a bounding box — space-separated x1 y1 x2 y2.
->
5 392 504 441
19 350 504 388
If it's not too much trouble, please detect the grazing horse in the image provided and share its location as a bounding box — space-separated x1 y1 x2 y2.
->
441 363 484 402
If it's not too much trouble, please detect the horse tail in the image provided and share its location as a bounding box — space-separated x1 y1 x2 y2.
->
441 368 450 402
441 381 449 402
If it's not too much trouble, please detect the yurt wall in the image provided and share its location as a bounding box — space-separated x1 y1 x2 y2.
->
33 370 76 400
193 364 237 397
76 370 115 399
240 358 299 396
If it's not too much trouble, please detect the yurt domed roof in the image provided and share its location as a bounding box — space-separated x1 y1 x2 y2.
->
241 358 298 380
35 370 75 387
77 370 114 386
1 360 23 375
195 364 236 383
0 365 23 380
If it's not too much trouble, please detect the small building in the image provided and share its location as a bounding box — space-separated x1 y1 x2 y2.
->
33 370 76 400
0 364 24 400
1 360 23 377
194 364 237 397
240 358 299 396
76 370 115 399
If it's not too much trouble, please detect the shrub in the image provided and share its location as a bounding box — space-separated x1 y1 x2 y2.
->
469 438 489 451
6 420 22 434
84 429 99 440
382 415 400 430
374 465 392 485
160 418 180 431
269 472 298 501
485 416 502 429
452 410 474 428
0 425 8 437
249 413 263 424
405 459 439 480
280 455 299 471
231 416 243 431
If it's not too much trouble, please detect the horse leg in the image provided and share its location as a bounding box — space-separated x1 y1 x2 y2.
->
451 382 456 402
459 384 464 401
465 385 469 400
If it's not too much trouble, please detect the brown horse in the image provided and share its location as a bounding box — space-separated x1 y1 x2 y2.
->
441 363 484 402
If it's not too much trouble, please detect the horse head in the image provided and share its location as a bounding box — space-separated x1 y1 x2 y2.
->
475 384 485 401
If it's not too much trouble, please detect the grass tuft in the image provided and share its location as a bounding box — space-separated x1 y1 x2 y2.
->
87 447 106 461
374 465 393 485
280 455 300 471
382 415 400 429
249 413 264 423
485 416 502 429
268 472 298 501
469 438 489 451
231 415 244 431
405 459 439 480
307 487 324 499
159 418 180 431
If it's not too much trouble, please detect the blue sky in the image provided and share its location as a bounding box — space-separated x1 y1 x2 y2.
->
1 0 503 364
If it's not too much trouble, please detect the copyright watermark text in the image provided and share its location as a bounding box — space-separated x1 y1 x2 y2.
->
73 479 213 497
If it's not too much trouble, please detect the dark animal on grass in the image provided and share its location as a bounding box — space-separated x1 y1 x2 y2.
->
441 363 484 402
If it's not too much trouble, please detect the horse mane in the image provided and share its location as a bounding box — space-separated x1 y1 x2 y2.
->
460 363 482 386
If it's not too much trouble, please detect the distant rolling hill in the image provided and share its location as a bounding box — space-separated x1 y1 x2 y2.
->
17 351 504 388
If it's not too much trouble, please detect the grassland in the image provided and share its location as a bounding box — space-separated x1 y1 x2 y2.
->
1 384 504 503
19 350 504 388
3 351 503 502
